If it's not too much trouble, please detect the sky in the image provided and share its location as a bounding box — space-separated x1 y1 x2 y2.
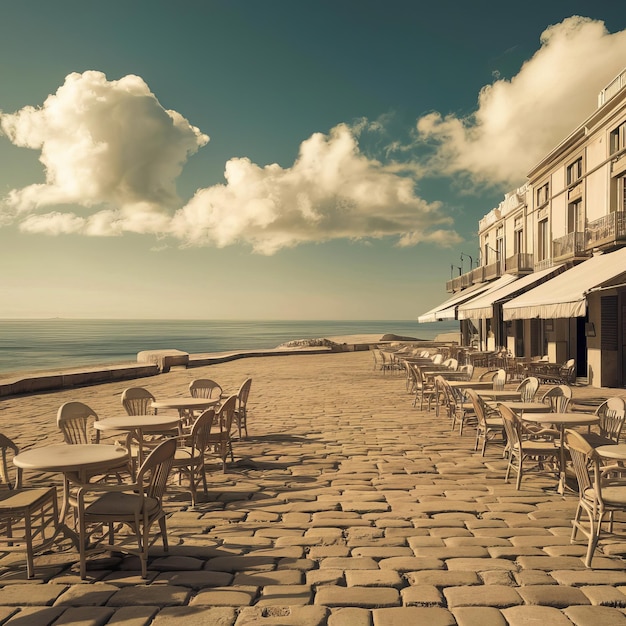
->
1 1 626 320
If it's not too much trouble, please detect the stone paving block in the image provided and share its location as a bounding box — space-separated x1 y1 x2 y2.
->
276 557 316 571
517 556 586 571
53 583 119 606
563 604 626 625
152 606 237 625
236 605 329 625
501 605 574 625
306 570 345 586
314 585 400 608
106 585 190 607
0 584 68 606
150 555 205 571
551 570 626 586
401 584 444 606
443 585 523 608
405 570 482 587
445 558 518 572
256 584 312 606
190 586 257 606
350 548 413 559
514 570 558 586
153 570 233 588
99 571 158 586
50 606 115 625
0 608 18 623
345 570 403 588
106 606 159 625
451 606 507 626
445 537 511 547
233 570 302 586
308 546 351 559
327 607 371 626
479 571 515 586
205 556 276 572
517 585 590 607
319 557 379 570
580 585 626 607
378 556 445 571
412 547 490 559
371 606 455 625
4 606 65 625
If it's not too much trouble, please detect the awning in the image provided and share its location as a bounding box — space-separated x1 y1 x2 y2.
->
503 248 626 320
458 265 565 320
418 275 516 323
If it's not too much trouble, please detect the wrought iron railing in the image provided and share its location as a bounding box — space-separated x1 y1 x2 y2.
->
552 232 587 260
483 261 502 281
505 253 533 273
585 212 626 248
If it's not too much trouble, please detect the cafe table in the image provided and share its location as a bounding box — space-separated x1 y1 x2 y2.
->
596 444 626 461
496 401 550 415
447 380 494 391
94 414 181 470
476 389 522 401
13 443 130 524
522 412 599 494
151 397 220 424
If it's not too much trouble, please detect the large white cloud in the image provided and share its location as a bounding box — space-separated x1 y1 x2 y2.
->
171 123 460 254
415 16 626 187
0 70 209 232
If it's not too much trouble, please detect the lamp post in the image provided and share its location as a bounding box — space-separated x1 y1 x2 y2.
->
460 253 474 273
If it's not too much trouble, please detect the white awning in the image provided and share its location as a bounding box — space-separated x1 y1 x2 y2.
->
503 248 626 320
458 265 564 320
418 275 515 323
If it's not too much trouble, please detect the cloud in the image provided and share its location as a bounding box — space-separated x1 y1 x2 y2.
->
171 123 461 254
415 16 626 188
0 70 209 231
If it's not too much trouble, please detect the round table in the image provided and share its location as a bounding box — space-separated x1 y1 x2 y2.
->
14 443 130 522
596 444 626 461
95 415 181 469
523 412 600 494
151 397 220 417
497 401 550 414
476 390 522 401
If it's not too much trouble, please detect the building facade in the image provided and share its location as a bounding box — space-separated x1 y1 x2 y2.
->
420 68 626 388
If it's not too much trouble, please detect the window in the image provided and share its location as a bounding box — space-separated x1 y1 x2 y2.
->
620 175 626 212
538 219 549 262
610 121 626 155
536 182 549 207
513 215 523 254
567 200 583 233
566 158 583 185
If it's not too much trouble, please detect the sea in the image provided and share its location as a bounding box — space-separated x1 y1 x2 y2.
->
0 319 459 377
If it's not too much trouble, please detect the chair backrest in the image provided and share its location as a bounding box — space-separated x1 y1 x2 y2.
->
236 378 252 412
57 401 99 444
431 354 443 365
466 389 488 426
188 409 216 455
499 404 522 451
0 433 20 489
442 358 458 371
492 369 507 391
516 377 539 402
218 395 238 434
137 437 177 501
540 385 572 413
564 428 595 498
458 364 474 380
121 387 155 416
596 397 626 442
560 359 576 383
189 379 223 400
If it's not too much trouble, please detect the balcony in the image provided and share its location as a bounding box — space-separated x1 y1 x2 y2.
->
552 231 589 262
505 253 533 274
585 212 626 249
483 261 502 281
446 276 464 292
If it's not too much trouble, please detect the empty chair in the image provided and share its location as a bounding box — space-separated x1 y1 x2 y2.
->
75 437 177 579
207 395 237 472
442 358 458 370
233 378 252 439
431 354 443 365
516 377 539 402
371 349 382 371
121 387 155 416
582 397 626 448
564 428 626 567
57 401 100 444
478 369 507 390
457 364 474 380
499 404 559 490
0 433 59 578
189 379 223 400
171 409 216 505
466 389 504 456
540 385 572 413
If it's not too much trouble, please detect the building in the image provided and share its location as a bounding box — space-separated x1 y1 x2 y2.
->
419 68 626 388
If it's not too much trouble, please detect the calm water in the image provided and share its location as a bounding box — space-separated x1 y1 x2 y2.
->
0 319 458 376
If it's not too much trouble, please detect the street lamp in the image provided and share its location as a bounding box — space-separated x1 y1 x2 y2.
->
460 252 474 272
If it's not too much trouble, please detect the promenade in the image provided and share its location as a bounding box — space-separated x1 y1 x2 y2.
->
1 350 626 625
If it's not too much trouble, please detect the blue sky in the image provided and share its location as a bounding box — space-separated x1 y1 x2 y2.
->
1 1 626 320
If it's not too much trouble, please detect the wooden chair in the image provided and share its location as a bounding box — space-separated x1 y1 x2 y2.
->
0 433 59 578
121 387 155 416
76 438 177 579
465 389 504 456
516 377 539 402
582 397 626 448
57 401 100 444
189 379 223 400
540 385 572 413
233 378 252 439
208 395 237 472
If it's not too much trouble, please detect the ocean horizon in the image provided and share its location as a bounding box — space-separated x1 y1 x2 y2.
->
0 318 459 377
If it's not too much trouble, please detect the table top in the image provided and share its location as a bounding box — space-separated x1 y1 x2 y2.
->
94 415 181 432
523 412 599 427
497 401 550 413
151 397 220 410
447 381 494 390
14 443 129 473
596 444 626 460
476 390 522 400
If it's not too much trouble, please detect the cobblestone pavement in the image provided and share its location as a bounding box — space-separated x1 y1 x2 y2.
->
1 351 626 625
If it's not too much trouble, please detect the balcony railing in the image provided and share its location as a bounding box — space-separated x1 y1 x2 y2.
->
585 211 626 248
446 276 463 292
552 231 588 261
471 266 485 284
505 253 534 274
483 261 502 281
